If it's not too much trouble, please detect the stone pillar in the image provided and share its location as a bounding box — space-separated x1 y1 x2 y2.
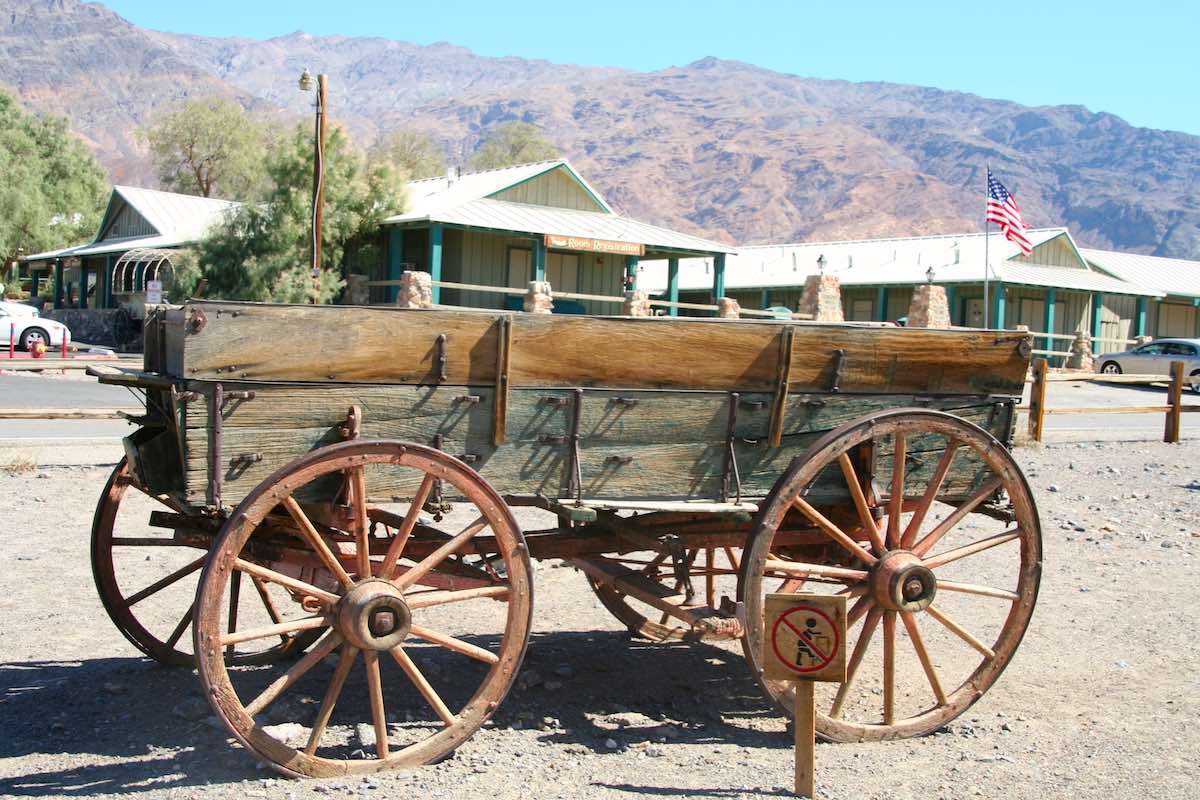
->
907 284 950 329
1068 330 1094 371
396 270 433 309
622 289 651 317
345 274 369 305
798 275 844 322
718 297 741 319
524 281 553 314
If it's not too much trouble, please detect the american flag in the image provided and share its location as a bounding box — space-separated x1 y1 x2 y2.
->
986 169 1032 255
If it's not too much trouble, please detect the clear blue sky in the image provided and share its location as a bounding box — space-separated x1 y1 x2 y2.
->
107 0 1199 135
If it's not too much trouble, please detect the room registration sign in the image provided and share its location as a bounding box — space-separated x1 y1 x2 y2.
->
762 593 847 798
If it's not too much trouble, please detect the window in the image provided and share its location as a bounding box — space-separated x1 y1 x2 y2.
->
1134 344 1164 355
1163 343 1197 356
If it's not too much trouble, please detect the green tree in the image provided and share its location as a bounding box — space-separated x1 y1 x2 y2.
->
469 121 559 170
140 96 272 200
0 90 107 267
371 128 446 180
195 123 406 303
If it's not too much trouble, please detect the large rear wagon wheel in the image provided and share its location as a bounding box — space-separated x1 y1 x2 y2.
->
91 458 319 666
739 409 1041 742
194 441 532 777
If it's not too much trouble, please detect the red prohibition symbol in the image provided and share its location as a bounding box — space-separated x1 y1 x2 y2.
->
770 605 840 675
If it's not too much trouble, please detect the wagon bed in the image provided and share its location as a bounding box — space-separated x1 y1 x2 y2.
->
90 300 1041 777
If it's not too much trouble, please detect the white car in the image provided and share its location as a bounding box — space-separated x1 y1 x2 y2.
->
0 301 72 351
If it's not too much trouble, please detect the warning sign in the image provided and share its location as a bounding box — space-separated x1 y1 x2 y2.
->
763 594 847 683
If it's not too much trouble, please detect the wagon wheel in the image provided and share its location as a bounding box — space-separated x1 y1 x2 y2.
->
583 546 743 641
194 441 532 777
739 408 1041 741
91 458 321 667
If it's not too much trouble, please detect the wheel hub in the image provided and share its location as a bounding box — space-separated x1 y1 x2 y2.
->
870 550 937 612
336 579 412 651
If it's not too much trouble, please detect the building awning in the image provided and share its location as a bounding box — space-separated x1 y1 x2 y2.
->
385 198 736 256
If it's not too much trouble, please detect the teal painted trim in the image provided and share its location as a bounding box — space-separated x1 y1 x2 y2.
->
531 237 547 282
990 282 1006 329
428 224 444 304
79 264 88 309
945 285 957 325
760 288 770 309
53 260 64 309
875 286 888 321
102 254 114 308
1090 292 1103 353
1043 288 1056 358
624 255 639 291
712 254 726 312
1135 296 1147 337
386 228 405 303
667 257 680 317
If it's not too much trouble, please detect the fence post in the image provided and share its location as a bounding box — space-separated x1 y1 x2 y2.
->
1029 358 1048 443
1165 360 1184 444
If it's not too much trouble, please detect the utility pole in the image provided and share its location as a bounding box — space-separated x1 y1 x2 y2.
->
300 69 328 304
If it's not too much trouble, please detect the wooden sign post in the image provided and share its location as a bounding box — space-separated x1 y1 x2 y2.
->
763 593 847 798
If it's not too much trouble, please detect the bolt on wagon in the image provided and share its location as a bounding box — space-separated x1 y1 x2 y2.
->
88 300 1041 777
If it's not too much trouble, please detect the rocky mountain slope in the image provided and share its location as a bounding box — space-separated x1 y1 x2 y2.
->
3 0 1198 257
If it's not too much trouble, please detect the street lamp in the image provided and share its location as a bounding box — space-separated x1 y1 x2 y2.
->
299 68 327 304
816 254 826 275
926 265 935 284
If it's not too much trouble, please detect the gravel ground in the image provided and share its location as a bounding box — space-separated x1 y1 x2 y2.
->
0 440 1197 800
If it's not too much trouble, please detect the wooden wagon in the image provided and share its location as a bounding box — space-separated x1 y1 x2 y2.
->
89 300 1041 777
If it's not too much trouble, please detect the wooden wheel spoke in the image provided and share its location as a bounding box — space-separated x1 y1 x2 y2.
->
705 548 716 608
887 433 906 548
923 527 1021 570
305 644 359 755
723 547 740 570
830 607 882 718
125 556 207 607
936 579 1019 601
282 496 353 588
380 474 437 580
393 516 490 591
250 576 283 625
233 558 340 605
391 646 456 727
925 604 995 659
763 558 868 583
882 611 896 725
847 593 873 627
901 440 960 549
409 623 500 664
110 537 193 547
164 605 194 650
363 651 390 758
838 452 886 554
348 466 372 579
912 476 1004 557
245 631 342 717
405 584 510 610
225 570 242 657
791 496 876 565
220 615 331 647
900 611 947 706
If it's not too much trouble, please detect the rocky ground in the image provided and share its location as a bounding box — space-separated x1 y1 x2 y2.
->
0 439 1197 800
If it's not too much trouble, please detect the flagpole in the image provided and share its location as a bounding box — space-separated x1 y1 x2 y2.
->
983 163 990 329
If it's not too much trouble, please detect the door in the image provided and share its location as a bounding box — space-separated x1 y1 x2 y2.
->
1017 298 1045 333
848 299 873 321
965 299 985 328
507 249 531 289
546 252 580 294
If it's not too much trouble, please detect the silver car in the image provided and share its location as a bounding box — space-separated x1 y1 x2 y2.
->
1095 337 1200 393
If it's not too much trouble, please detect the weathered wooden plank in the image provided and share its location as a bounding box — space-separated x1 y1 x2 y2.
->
171 301 1031 395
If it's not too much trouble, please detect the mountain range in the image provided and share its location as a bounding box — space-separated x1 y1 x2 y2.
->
3 0 1199 258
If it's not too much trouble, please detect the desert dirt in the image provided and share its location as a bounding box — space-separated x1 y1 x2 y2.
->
0 439 1197 800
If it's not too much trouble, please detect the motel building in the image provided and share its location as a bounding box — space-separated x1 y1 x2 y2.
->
639 227 1182 355
353 160 735 313
21 185 238 310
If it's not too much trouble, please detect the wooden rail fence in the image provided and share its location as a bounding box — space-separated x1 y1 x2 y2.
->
1023 358 1198 443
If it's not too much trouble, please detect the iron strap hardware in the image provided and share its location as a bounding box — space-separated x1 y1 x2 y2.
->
207 382 223 510
722 392 744 503
829 348 847 393
567 388 584 505
434 333 448 383
229 453 262 467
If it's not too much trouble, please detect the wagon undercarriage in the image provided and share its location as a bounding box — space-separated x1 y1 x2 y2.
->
88 300 1041 776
